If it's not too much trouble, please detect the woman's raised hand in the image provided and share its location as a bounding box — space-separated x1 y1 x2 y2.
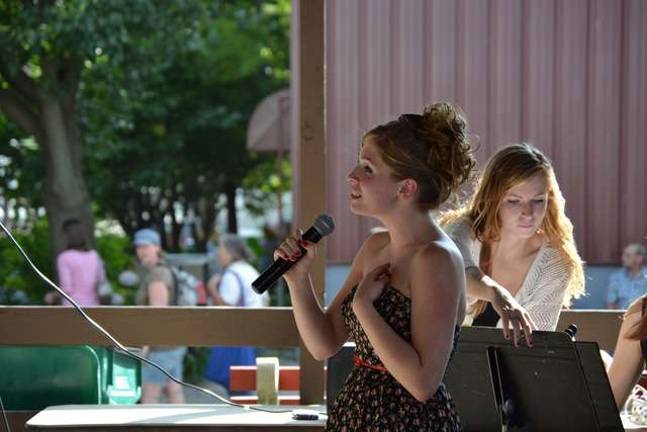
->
273 229 317 283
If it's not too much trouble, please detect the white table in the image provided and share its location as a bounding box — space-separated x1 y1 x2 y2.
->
25 404 326 431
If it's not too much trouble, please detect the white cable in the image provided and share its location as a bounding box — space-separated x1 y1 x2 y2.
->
0 392 9 432
0 219 291 414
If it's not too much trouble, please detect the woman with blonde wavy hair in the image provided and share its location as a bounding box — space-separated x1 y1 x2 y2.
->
441 143 585 346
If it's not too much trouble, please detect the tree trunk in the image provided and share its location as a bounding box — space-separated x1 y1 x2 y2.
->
0 57 91 265
225 183 238 234
196 195 216 251
41 95 95 258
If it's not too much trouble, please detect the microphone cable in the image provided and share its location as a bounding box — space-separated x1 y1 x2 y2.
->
0 218 293 415
0 392 9 432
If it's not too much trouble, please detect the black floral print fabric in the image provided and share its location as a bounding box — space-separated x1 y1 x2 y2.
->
326 285 462 431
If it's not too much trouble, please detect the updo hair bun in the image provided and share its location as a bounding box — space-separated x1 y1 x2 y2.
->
363 101 475 210
418 101 475 205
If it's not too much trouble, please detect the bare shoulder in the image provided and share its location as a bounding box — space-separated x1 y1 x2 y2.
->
417 238 462 263
619 297 644 340
363 230 390 251
409 241 464 317
336 231 389 291
411 240 462 282
626 296 645 318
356 230 390 262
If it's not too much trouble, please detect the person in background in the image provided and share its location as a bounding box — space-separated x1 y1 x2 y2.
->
606 243 647 310
204 234 269 393
205 230 222 289
45 218 106 306
608 295 647 410
441 143 585 344
133 228 186 404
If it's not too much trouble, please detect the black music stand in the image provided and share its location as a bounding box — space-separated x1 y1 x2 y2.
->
444 327 623 432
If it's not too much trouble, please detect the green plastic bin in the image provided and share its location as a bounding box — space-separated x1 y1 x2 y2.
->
0 345 141 409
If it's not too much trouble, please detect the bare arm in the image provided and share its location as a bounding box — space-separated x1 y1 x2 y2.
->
45 255 70 304
278 232 374 360
57 254 73 295
465 266 536 345
96 253 107 284
445 219 535 344
148 281 169 306
353 245 462 402
206 274 221 302
206 273 232 306
608 299 644 408
465 266 500 301
210 290 228 306
141 276 170 356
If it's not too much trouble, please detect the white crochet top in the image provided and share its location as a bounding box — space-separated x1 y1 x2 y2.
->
445 218 571 331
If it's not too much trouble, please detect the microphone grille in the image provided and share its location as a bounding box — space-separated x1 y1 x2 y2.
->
313 214 335 237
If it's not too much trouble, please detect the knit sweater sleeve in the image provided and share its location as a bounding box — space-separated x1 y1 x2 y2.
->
445 218 478 270
519 246 571 331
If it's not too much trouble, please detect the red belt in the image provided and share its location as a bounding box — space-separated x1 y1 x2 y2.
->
353 355 388 372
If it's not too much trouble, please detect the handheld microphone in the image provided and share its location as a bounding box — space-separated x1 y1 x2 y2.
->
252 214 335 294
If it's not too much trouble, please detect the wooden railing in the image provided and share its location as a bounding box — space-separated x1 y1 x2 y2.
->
0 306 300 346
0 306 321 432
0 307 625 431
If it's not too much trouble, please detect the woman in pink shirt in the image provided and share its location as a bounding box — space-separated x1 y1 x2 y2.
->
45 218 106 306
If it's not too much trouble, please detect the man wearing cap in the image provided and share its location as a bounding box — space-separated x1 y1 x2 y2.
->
133 228 186 404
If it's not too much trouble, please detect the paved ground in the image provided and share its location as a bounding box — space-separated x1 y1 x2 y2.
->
155 379 229 404
184 379 230 404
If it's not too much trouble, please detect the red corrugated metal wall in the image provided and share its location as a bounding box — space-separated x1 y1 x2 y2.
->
324 0 647 265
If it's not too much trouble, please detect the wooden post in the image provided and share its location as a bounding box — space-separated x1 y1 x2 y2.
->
292 0 326 405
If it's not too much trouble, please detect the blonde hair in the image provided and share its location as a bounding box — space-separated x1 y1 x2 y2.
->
441 143 585 309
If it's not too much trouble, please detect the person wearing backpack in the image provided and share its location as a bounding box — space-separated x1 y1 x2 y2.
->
205 234 269 392
133 228 187 404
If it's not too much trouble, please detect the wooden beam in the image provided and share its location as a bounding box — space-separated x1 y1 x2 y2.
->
0 307 299 347
293 0 326 405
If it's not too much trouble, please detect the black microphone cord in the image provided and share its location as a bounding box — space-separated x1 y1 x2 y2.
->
0 218 292 415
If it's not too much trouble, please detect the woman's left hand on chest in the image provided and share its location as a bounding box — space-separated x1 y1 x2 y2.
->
353 263 392 306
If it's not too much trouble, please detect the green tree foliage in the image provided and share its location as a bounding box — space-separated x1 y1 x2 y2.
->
0 217 51 303
0 0 291 256
0 0 210 255
242 156 291 220
73 0 290 249
0 115 44 218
